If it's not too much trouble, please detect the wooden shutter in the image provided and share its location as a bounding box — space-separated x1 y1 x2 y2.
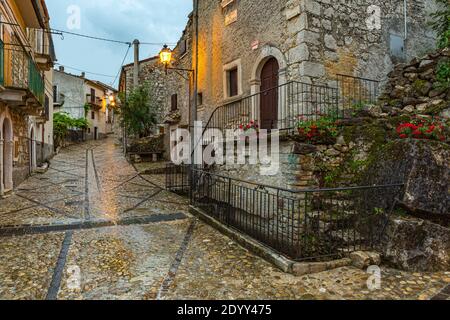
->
171 94 178 111
229 68 238 97
90 88 95 103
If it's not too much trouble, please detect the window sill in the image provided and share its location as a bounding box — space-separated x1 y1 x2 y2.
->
222 94 244 105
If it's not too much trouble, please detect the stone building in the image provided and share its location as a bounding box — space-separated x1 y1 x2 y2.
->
191 0 439 124
54 67 118 141
0 0 56 196
120 0 439 159
119 17 193 157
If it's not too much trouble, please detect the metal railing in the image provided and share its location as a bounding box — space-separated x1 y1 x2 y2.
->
204 81 339 133
199 76 379 146
167 165 403 261
336 74 379 114
0 40 45 105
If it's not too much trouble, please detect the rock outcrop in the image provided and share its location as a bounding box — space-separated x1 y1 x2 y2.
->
381 216 450 272
363 139 449 216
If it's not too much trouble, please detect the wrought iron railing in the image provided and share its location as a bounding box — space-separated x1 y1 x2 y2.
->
166 164 403 261
203 81 339 134
0 41 45 105
197 76 378 147
28 57 45 104
336 74 379 113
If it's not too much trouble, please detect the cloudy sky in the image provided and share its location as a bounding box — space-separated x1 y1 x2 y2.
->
47 0 193 88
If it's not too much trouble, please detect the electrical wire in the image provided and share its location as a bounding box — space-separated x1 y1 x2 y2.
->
110 44 132 87
54 63 116 78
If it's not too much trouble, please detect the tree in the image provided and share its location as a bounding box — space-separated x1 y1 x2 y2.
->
431 0 450 48
53 112 89 149
120 82 159 138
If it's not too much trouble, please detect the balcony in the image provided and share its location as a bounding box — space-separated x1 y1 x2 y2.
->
0 40 45 114
30 29 54 71
86 95 104 110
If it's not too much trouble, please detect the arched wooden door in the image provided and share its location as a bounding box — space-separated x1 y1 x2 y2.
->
260 57 279 130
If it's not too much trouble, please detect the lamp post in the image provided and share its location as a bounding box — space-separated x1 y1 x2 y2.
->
159 44 195 74
160 0 198 197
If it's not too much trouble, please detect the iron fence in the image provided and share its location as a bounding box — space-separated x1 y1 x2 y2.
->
167 165 403 261
205 81 338 132
166 163 191 195
336 74 379 115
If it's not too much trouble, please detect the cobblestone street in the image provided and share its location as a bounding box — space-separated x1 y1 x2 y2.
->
0 138 449 300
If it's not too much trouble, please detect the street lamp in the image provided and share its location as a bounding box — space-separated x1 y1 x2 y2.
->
159 44 194 74
159 44 173 68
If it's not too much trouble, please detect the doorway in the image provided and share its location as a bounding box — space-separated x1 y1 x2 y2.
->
260 57 279 130
1 116 14 193
29 127 36 173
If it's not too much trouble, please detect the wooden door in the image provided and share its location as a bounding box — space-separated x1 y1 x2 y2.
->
260 57 279 130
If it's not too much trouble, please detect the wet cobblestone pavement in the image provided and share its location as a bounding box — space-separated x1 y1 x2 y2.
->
0 137 449 300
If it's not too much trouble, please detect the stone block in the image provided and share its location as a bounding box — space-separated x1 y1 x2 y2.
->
297 30 320 45
299 61 325 78
301 0 321 16
350 251 371 269
289 43 310 63
285 5 301 20
324 34 337 50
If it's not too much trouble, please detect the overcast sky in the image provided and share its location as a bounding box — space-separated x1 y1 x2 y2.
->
47 0 192 88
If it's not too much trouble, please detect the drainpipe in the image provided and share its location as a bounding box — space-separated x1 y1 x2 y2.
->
404 0 408 58
191 0 199 157
403 0 408 40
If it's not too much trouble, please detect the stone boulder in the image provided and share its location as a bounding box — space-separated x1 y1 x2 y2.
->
381 216 450 272
362 139 450 216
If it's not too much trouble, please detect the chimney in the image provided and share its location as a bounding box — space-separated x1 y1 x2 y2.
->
81 72 85 78
133 39 140 88
59 66 64 72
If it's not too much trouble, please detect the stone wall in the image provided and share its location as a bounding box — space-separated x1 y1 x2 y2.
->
185 0 439 125
380 47 450 115
297 0 439 86
0 105 31 188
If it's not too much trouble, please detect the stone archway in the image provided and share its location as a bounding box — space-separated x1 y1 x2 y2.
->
250 45 288 129
0 110 14 194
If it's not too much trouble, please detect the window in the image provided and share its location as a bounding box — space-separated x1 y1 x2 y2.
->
171 94 178 111
197 92 203 106
223 59 241 99
53 86 58 103
228 68 238 97
91 111 95 120
390 34 405 62
44 95 50 120
90 88 95 103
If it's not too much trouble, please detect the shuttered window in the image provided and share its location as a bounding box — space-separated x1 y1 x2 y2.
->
228 68 238 97
90 88 95 103
171 94 178 111
53 86 58 103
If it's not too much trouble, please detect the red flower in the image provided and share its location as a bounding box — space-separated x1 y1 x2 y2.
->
399 134 408 139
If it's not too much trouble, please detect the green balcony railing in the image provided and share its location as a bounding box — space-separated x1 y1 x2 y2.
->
28 57 44 105
0 39 44 105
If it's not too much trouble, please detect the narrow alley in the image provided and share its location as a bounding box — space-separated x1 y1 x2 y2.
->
0 137 448 300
